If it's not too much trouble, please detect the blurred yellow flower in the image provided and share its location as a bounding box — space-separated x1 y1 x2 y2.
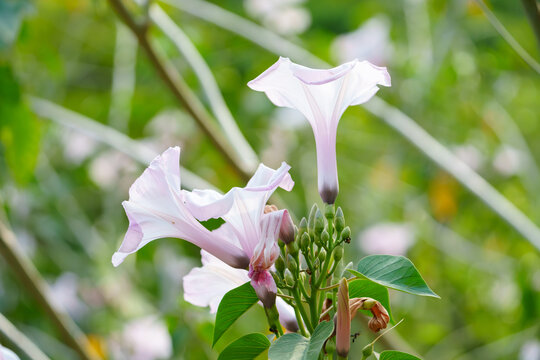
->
429 172 458 221
86 334 107 359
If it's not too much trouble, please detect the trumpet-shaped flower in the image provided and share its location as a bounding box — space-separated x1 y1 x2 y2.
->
182 162 293 307
248 57 391 203
113 146 293 306
183 251 299 332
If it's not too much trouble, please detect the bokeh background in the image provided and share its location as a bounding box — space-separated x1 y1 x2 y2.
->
0 0 539 359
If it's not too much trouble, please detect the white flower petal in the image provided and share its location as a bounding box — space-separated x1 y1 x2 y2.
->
184 251 298 331
1 346 21 360
184 251 251 313
113 147 247 268
249 57 390 203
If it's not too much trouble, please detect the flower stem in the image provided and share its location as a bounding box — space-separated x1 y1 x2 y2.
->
292 288 312 333
0 217 97 360
106 0 255 180
294 306 309 337
264 305 283 337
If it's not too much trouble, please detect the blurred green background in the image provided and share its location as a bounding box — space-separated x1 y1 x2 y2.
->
0 0 539 359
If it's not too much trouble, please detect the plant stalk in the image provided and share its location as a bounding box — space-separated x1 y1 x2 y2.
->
107 0 253 180
0 219 97 360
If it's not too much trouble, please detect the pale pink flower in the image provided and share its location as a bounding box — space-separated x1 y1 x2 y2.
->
358 222 415 256
183 251 298 332
520 340 540 360
331 16 393 66
89 150 137 189
49 273 88 319
493 144 523 176
244 0 310 36
248 57 390 204
1 346 20 360
182 163 294 307
62 130 98 165
453 144 484 171
109 316 172 360
113 147 294 306
263 7 311 36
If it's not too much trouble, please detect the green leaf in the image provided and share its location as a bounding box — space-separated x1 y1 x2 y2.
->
0 65 41 185
213 282 259 347
345 268 367 280
348 279 393 322
218 333 270 360
268 321 334 360
198 217 225 231
356 255 439 298
379 350 422 360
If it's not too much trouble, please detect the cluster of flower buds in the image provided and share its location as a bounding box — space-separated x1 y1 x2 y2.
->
270 201 358 341
273 203 351 289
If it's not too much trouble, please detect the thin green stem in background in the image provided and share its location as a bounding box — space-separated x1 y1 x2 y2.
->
520 0 540 51
473 0 540 74
28 96 217 191
0 211 98 360
108 21 137 132
149 4 259 172
364 97 540 251
161 0 327 67
165 0 540 252
0 313 51 360
107 0 254 180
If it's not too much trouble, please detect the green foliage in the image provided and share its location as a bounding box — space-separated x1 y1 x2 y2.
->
268 321 334 360
0 0 32 49
379 350 422 360
213 282 259 347
0 64 40 185
218 333 270 360
348 279 393 322
355 255 439 298
198 217 226 231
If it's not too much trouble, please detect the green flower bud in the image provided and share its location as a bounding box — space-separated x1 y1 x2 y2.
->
275 256 285 275
321 229 330 246
341 226 351 244
284 269 295 287
270 271 281 286
324 203 335 220
314 209 325 235
308 204 318 234
287 240 299 256
334 207 345 233
334 245 344 261
287 255 298 273
300 232 310 252
318 248 327 263
298 217 308 234
299 271 307 284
